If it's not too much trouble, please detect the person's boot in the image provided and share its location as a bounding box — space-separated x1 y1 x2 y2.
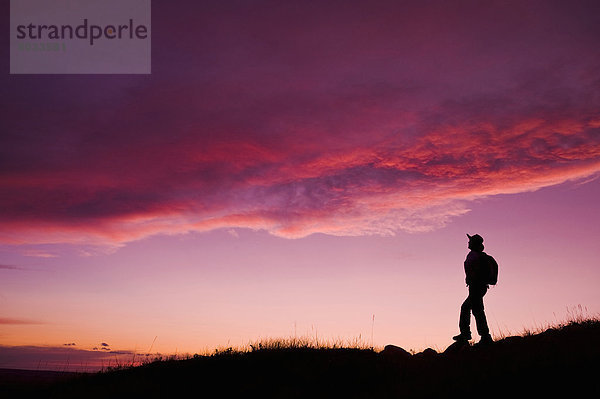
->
476 334 493 346
452 333 471 342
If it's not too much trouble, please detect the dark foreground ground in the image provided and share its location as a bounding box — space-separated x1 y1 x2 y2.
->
3 320 599 398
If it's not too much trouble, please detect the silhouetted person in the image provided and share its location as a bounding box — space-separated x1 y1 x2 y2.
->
453 234 494 345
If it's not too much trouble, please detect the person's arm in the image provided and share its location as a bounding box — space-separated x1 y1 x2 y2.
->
464 255 472 286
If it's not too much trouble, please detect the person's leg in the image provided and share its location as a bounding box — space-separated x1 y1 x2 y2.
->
471 286 491 339
457 295 472 339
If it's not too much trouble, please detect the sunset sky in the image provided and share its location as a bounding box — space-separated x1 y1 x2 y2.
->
1 0 600 371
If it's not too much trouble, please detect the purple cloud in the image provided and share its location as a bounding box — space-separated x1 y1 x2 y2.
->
1 0 599 245
0 345 136 372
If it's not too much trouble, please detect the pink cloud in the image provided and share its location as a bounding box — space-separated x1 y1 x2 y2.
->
2 114 598 245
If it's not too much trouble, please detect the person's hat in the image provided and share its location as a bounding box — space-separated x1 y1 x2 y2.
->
466 233 483 243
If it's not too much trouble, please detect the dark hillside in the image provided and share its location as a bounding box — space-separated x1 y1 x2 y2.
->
5 320 600 398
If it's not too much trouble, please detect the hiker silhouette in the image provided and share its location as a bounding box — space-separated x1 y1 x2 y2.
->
453 234 494 345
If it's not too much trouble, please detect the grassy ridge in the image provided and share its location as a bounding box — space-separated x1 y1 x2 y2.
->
6 319 600 398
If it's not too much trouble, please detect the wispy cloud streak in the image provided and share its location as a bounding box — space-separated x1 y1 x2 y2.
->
0 265 21 270
0 318 44 325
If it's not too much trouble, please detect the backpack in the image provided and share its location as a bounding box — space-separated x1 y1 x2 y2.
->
483 253 498 285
